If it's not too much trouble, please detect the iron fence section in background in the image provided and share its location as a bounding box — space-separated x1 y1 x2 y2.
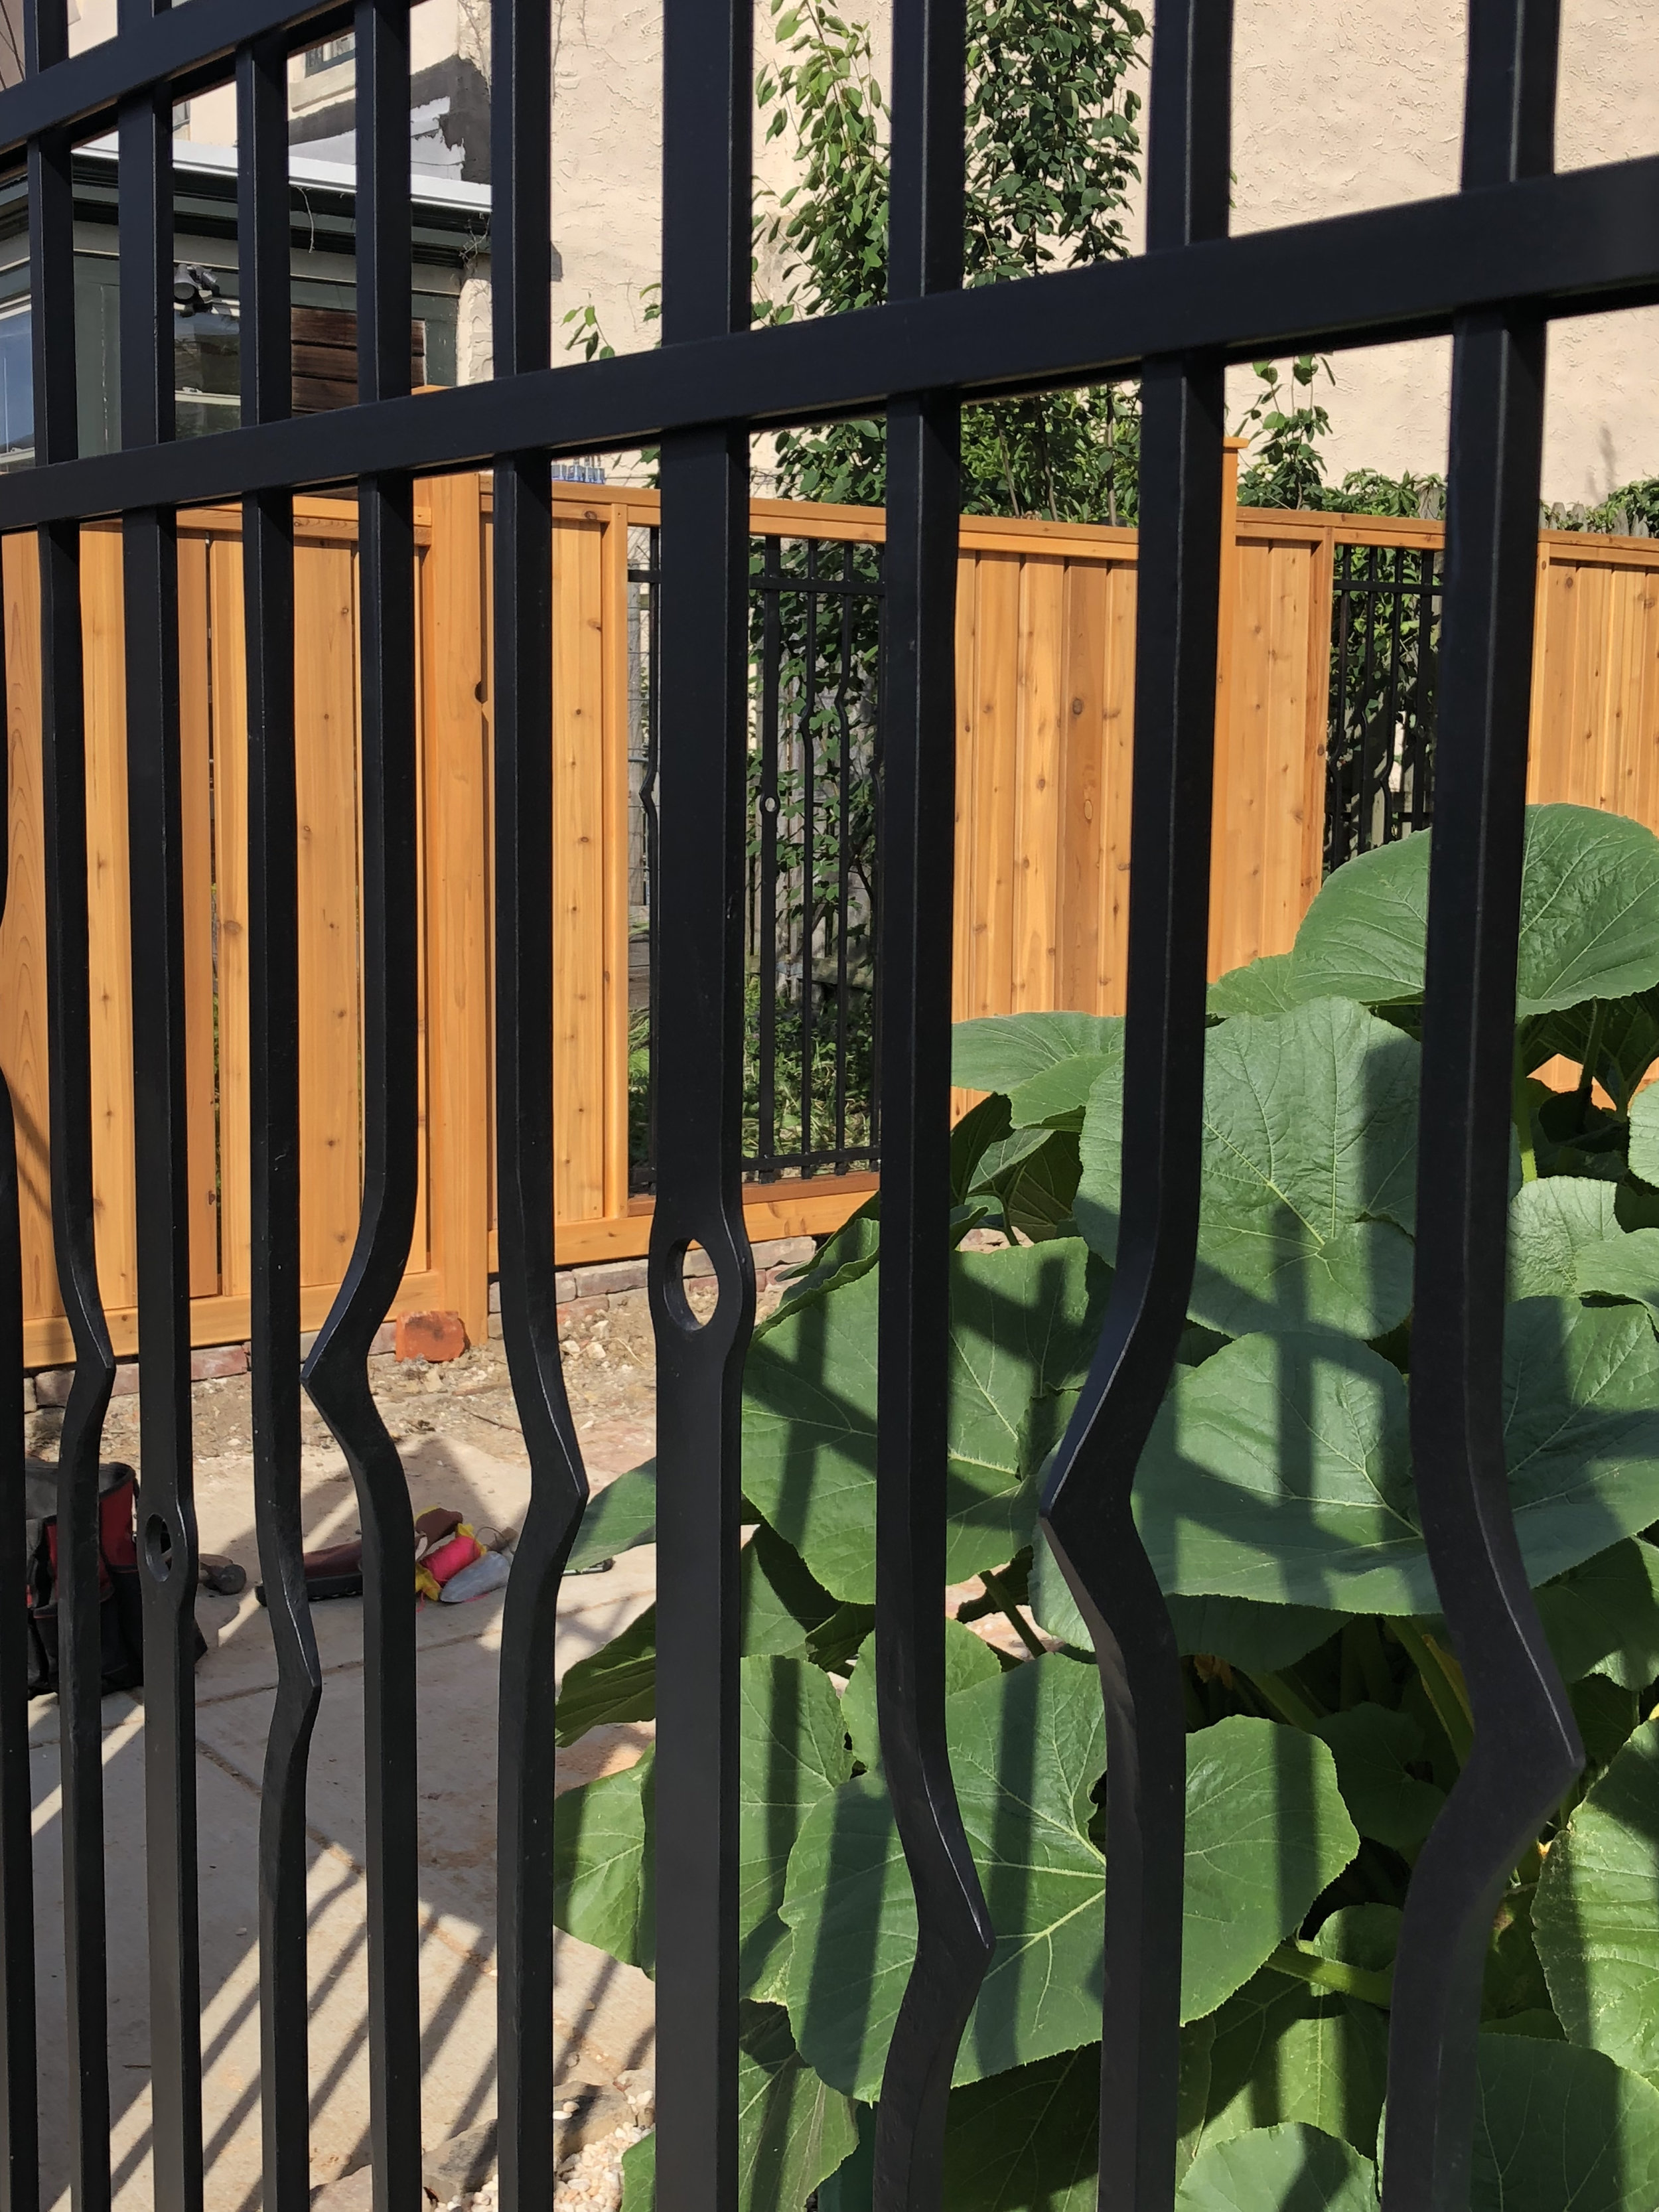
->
630 530 884 1191
1324 540 1442 871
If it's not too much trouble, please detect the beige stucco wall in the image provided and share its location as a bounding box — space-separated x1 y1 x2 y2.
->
60 0 1659 503
1216 0 1659 505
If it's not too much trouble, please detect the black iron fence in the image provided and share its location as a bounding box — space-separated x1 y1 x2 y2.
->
1325 539 1443 872
0 2 1646 2210
629 529 883 1192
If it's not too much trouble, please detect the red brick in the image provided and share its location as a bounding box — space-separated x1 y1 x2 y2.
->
112 1363 139 1397
190 1344 248 1381
33 1369 72 1408
395 1309 467 1364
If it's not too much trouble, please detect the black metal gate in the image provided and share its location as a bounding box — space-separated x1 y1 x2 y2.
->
0 1 1640 2209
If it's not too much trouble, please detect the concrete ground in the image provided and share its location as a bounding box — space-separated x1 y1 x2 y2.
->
26 1361 663 2212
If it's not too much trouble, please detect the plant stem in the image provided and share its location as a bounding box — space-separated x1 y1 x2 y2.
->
1265 1939 1393 2010
1395 1619 1475 1765
1242 1668 1325 1732
1514 1035 1540 1183
1576 997 1608 1111
977 1570 1046 1660
1346 1617 1394 1708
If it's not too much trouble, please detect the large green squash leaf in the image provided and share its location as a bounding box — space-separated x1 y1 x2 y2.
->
1178 2125 1378 2211
1181 1718 1358 2023
1028 1532 1341 1670
1291 832 1432 1007
1196 1970 1388 2158
616 2004 857 2212
1630 1084 1659 1186
1576 1230 1659 1319
551 1656 855 1989
569 1462 658 1570
743 1242 1108 1603
1508 1179 1624 1298
1136 1306 1659 1613
939 2047 1100 2211
780 1653 1108 2098
952 1013 1123 1100
551 1751 654 1969
739 1659 855 1996
1077 999 1419 1339
1312 1702 1443 1856
1208 956 1307 1017
1536 1725 1659 2085
780 1659 1356 2101
839 1620 1002 1773
1535 1540 1659 1689
1292 806 1659 1017
1463 2033 1659 2212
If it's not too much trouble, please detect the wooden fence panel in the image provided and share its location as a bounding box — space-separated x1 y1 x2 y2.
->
10 486 1659 1361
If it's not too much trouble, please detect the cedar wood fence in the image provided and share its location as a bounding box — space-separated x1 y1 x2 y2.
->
1 454 1654 1367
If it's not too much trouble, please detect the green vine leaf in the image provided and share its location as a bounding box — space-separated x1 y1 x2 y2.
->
1292 805 1659 1017
780 1663 1355 2099
1462 2033 1659 2212
743 1241 1108 1602
616 2003 857 2212
1077 997 1419 1340
1194 1970 1388 2160
1536 1724 1659 2085
1137 1305 1659 1613
1177 2124 1378 2211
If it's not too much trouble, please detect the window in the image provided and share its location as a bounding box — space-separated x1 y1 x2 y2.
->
303 35 354 74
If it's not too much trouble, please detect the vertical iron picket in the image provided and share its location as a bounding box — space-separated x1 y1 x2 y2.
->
1382 5 1583 2206
299 1 423 2203
117 56 206 2212
0 506 35 2212
1039 5 1232 2207
26 0 117 2195
239 28 319 2212
650 0 755 2190
871 0 991 2193
490 0 593 2199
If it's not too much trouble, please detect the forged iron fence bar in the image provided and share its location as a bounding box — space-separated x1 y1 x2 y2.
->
27 0 119 2191
1382 2 1584 2205
648 0 755 2189
490 0 592 2199
0 418 34 2212
299 1 424 2203
833 547 855 1163
3 164 1659 528
117 54 208 2212
871 0 990 2192
1325 540 1444 871
238 25 319 2212
628 528 662 1198
800 541 820 1166
757 532 783 1176
1039 5 1232 2206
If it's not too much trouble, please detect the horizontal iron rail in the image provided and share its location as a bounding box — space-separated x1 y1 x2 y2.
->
1 153 1658 529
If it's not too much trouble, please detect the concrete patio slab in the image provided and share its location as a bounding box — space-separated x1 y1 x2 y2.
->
25 1422 658 2212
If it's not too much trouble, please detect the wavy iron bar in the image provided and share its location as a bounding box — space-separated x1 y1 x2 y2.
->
490 0 593 2199
1380 3 1585 2205
870 0 997 2197
1037 6 1232 2207
298 1 424 2204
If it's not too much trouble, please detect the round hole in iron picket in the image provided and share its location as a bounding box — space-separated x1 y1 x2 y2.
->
144 1514 173 1583
664 1240 719 1333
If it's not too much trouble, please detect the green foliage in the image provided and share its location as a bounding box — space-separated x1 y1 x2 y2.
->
555 805 1659 2210
755 0 1145 521
1234 357 1336 511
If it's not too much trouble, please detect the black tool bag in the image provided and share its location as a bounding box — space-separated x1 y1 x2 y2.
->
24 1459 146 1698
